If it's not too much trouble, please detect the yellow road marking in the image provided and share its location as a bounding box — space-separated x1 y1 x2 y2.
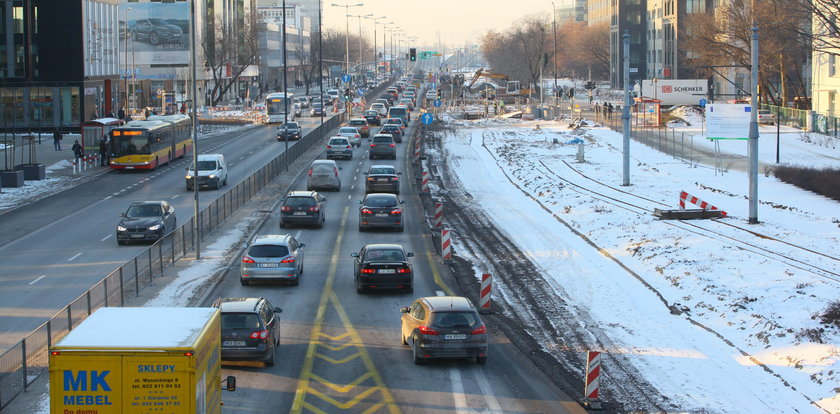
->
422 233 456 296
291 206 401 414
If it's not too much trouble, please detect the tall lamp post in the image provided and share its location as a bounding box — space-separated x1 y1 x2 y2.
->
382 22 394 74
349 13 372 70
189 0 200 259
282 0 290 170
123 7 131 115
330 2 363 85
551 2 557 97
318 0 324 124
364 16 386 76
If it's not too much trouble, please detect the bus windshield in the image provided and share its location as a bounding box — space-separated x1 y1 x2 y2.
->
266 97 290 115
111 134 150 156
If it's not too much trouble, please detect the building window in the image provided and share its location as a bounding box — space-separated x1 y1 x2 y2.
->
13 5 23 34
829 91 836 116
830 55 837 77
30 87 52 126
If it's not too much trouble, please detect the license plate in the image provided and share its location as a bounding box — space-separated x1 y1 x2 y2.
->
293 212 307 216
444 334 467 340
378 269 396 274
129 234 144 239
258 263 279 268
377 178 389 182
375 213 388 217
222 340 246 347
125 166 134 169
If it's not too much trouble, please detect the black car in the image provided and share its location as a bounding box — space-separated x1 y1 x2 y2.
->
280 191 326 228
351 243 414 293
130 18 183 45
277 121 302 141
116 201 176 245
364 110 381 125
364 165 401 194
358 193 404 231
214 297 282 367
380 124 403 143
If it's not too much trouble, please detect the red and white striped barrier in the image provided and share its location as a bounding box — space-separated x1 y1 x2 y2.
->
479 273 491 313
414 142 421 162
421 170 430 193
679 190 727 217
579 350 604 409
441 229 452 261
434 202 443 227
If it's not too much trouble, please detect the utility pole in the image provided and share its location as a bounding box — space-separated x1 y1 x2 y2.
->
189 0 200 259
551 2 557 97
622 31 631 186
748 17 759 223
282 0 289 171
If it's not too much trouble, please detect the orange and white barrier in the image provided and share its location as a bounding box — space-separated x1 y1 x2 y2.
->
580 351 604 409
679 190 727 217
421 170 430 192
441 229 452 262
479 273 491 313
434 202 443 227
414 142 421 162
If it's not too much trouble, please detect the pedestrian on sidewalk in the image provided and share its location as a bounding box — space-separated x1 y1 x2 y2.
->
53 128 62 150
117 107 125 121
99 138 109 166
72 140 83 163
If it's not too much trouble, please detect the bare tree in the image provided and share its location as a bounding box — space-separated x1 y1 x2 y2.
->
203 6 260 106
480 15 552 91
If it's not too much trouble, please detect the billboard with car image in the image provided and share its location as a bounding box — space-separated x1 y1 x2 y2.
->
119 1 189 66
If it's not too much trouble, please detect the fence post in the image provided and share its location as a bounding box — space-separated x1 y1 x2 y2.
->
104 277 109 307
119 267 125 306
21 339 27 391
67 306 73 331
148 249 153 285
134 257 140 295
158 243 164 276
86 291 91 315
182 225 187 257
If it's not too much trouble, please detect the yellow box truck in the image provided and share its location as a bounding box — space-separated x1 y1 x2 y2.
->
49 307 222 414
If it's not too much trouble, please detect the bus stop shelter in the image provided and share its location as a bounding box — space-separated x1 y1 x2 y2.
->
633 97 662 127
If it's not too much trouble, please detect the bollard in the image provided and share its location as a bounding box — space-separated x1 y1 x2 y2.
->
579 350 604 410
414 142 421 162
441 229 452 262
421 170 430 193
478 273 491 314
577 142 585 162
433 202 443 227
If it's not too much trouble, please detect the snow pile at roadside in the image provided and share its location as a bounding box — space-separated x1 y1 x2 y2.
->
439 116 840 413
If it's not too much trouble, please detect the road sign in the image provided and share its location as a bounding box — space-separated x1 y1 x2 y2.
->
706 103 751 139
699 98 707 108
356 88 365 96
341 74 351 83
433 99 442 108
421 113 433 125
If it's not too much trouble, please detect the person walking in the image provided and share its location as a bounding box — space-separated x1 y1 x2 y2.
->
72 140 83 163
99 138 109 166
117 107 125 121
53 128 62 151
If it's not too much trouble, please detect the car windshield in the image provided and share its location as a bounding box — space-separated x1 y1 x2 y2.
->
221 313 262 330
285 196 316 207
126 204 162 218
350 120 366 126
329 138 349 145
373 136 393 143
430 311 478 329
195 160 217 171
248 244 290 258
383 126 399 132
365 249 405 261
369 167 395 175
364 195 397 207
281 122 299 129
340 127 356 134
364 111 378 116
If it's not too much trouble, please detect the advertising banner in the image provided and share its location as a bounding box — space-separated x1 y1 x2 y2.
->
640 79 708 106
120 2 189 66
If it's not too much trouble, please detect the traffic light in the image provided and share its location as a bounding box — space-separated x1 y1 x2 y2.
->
568 87 575 98
437 89 442 99
410 48 417 62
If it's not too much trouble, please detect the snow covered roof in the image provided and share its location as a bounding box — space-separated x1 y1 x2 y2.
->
55 307 217 349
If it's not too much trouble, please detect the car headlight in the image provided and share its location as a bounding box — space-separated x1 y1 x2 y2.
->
185 174 193 179
117 225 127 231
148 224 162 231
208 174 216 179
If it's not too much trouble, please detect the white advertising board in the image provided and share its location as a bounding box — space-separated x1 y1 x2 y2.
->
641 79 707 106
705 103 751 139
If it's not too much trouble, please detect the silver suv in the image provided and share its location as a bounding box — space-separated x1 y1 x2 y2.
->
369 134 397 160
306 160 341 191
240 234 306 285
326 136 353 160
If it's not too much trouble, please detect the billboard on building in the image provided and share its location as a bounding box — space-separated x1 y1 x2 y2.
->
119 2 189 66
640 79 708 106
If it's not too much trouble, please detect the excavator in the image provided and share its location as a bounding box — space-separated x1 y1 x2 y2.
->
466 68 530 99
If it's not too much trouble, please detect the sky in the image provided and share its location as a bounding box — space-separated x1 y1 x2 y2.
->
318 0 555 48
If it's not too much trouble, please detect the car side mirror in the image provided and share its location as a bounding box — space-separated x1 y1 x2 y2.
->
363 172 368 175
400 307 410 313
358 200 363 204
406 252 414 257
274 307 283 314
350 252 359 257
338 167 343 170
299 243 306 248
400 200 405 204
397 172 402 175
119 212 125 217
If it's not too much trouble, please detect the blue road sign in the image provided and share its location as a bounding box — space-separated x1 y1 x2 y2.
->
341 74 351 83
433 99 442 107
421 113 433 125
699 98 707 108
356 88 365 96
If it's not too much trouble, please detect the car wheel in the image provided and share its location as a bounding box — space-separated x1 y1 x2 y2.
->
214 178 221 190
368 155 373 160
355 277 366 294
265 346 276 367
291 277 300 286
117 239 125 245
280 220 287 228
476 356 487 365
316 220 323 229
403 285 413 294
358 225 365 232
401 330 408 345
240 278 249 286
186 185 192 191
150 31 161 45
412 337 424 365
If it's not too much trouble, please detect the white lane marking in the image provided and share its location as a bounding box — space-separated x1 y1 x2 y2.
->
171 195 180 199
353 175 358 181
435 290 445 296
351 185 355 190
100 234 112 242
28 275 46 285
103 196 112 201
356 168 360 173
449 367 470 414
473 365 503 412
67 252 83 262
347 195 352 200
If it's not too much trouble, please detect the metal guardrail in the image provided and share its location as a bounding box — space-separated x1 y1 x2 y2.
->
0 79 395 410
0 115 341 411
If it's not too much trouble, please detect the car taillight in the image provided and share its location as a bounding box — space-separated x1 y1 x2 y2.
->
397 267 411 273
308 168 313 176
308 206 320 212
281 206 292 212
280 257 295 263
361 208 373 215
370 143 376 147
346 145 352 149
392 176 399 181
242 256 255 264
334 168 339 177
326 145 332 149
471 325 487 335
418 326 440 335
389 144 395 147
390 209 402 215
249 330 270 340
361 268 376 274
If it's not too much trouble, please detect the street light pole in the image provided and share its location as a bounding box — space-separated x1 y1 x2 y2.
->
551 2 557 96
124 7 131 115
189 0 200 259
319 0 324 124
330 3 363 86
364 16 385 76
283 0 289 171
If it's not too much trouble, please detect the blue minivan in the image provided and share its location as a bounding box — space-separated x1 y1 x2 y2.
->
388 105 410 125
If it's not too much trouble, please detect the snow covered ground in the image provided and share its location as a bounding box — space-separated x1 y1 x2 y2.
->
434 112 840 413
